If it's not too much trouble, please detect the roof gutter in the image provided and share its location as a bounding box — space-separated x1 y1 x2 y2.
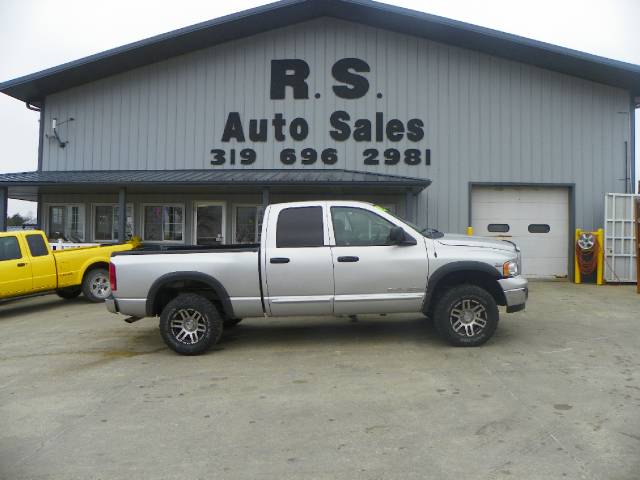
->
25 100 41 112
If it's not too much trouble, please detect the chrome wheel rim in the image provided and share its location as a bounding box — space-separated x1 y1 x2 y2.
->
450 298 487 337
170 308 207 344
90 273 111 299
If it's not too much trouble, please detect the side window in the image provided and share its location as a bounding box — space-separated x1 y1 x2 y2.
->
276 206 324 248
26 234 49 257
331 207 396 246
0 236 22 261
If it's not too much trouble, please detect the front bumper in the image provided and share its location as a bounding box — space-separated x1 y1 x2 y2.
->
498 275 528 313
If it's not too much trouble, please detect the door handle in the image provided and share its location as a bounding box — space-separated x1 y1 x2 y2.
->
337 256 359 262
17 262 27 267
270 257 290 264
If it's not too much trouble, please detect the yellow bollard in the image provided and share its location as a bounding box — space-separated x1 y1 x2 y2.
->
574 228 582 284
596 228 604 285
466 226 473 236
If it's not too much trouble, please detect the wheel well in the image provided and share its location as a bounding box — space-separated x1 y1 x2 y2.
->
83 262 109 280
425 270 505 316
150 280 226 318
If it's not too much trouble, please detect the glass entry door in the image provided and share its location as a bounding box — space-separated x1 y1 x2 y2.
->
194 203 226 245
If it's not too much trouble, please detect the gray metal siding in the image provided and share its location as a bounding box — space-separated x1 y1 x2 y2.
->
42 18 632 232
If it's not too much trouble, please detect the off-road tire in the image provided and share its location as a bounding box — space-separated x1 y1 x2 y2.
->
433 284 499 347
81 268 111 303
223 318 242 328
56 287 82 300
159 293 223 355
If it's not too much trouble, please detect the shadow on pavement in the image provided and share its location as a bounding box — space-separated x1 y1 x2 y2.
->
0 295 92 320
216 315 443 350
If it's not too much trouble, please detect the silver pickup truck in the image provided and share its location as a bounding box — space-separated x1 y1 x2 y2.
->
106 201 527 355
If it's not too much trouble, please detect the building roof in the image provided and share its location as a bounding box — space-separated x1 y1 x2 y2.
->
0 169 431 198
1 0 640 104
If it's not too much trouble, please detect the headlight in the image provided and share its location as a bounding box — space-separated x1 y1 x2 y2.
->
503 260 518 277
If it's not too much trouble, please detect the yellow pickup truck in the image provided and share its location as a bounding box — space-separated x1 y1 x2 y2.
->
0 230 138 303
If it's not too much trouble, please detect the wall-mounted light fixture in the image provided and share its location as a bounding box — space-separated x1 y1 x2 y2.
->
46 116 74 148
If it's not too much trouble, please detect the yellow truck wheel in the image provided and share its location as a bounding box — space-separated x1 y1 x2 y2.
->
82 268 111 302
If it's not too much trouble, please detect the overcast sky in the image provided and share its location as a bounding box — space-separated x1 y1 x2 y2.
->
1 0 638 216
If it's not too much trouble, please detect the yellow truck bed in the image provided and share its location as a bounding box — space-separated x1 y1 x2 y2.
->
0 230 138 302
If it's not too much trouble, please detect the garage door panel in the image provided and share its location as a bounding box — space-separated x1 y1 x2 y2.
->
472 187 569 278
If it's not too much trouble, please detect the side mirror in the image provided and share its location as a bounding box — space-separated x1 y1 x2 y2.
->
389 226 417 245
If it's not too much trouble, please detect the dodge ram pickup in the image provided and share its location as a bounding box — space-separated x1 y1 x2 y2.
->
107 201 528 355
0 230 137 303
106 201 528 355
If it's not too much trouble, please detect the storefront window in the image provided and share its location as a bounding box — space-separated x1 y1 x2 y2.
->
234 205 264 243
47 205 85 242
143 205 184 242
93 204 134 241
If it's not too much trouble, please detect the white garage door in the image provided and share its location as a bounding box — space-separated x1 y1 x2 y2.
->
471 186 569 278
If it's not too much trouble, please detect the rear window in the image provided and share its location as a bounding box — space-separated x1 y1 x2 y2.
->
26 234 49 257
276 207 324 248
0 236 22 261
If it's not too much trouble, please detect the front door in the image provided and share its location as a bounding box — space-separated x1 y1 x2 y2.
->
24 233 57 292
263 204 334 316
194 203 226 246
330 206 429 314
0 235 32 298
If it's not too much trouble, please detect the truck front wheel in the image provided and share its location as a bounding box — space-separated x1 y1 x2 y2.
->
433 284 499 347
159 293 223 355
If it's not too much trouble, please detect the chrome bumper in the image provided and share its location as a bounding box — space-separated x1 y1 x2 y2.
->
498 275 528 313
105 295 118 314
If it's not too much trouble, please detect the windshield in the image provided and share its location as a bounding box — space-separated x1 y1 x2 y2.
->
374 206 444 239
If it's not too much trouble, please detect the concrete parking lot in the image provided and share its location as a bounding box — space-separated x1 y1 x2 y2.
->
0 281 639 479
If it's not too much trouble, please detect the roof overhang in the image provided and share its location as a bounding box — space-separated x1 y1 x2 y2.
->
1 0 640 104
0 169 431 201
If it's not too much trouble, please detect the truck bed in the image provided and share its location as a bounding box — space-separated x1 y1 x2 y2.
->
112 243 259 256
110 245 263 318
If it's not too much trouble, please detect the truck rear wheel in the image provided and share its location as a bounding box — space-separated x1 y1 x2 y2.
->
433 284 499 347
56 286 82 300
82 268 111 303
159 293 223 355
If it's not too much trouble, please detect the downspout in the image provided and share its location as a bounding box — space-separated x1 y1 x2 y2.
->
36 102 45 229
632 94 638 193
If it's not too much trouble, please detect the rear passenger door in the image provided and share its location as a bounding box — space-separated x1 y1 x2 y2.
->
0 235 32 298
263 204 335 316
25 233 57 292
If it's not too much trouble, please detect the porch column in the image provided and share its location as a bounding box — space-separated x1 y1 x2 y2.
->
405 190 415 224
36 192 43 230
0 187 7 232
262 188 270 210
118 187 127 242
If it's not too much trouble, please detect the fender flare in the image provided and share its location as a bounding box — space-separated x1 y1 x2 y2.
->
146 271 234 318
422 261 503 312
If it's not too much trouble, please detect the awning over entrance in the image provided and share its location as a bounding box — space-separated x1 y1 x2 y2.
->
0 169 431 202
0 168 431 237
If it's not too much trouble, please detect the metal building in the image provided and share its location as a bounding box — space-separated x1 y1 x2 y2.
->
1 0 639 278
